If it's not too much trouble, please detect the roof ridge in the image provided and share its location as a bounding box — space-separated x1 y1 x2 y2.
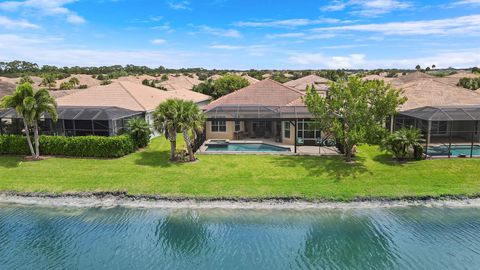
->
118 81 147 111
265 78 306 95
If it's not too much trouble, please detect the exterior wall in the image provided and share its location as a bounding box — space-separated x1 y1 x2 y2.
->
281 121 295 145
206 120 236 140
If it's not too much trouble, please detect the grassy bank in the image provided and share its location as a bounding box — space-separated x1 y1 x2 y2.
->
0 137 479 201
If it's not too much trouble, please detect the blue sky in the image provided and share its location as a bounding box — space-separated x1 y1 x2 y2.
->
1 0 480 69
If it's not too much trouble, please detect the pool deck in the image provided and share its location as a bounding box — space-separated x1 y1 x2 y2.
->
197 139 340 156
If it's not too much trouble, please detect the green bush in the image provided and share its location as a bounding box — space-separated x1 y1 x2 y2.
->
126 118 151 148
0 135 135 158
0 135 30 155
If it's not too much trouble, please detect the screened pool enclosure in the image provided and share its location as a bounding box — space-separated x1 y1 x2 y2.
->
0 106 144 136
205 105 333 152
395 106 480 158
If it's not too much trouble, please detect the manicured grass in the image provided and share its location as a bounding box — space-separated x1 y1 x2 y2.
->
0 137 479 201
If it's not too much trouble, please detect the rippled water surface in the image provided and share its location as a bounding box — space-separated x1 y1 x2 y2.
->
1 204 480 269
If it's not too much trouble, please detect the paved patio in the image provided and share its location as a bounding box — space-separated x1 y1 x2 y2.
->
198 139 340 156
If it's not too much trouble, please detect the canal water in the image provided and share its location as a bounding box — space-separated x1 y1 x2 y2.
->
0 203 479 269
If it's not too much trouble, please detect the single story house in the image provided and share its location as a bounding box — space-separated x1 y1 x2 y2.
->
203 79 324 151
0 81 211 136
390 77 480 157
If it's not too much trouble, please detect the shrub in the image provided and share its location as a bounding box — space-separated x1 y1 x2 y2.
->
126 118 151 148
101 79 112 85
381 128 424 160
413 145 424 160
78 84 88 89
59 81 73 90
0 135 135 158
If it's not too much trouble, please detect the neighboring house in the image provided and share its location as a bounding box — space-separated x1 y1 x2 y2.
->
391 77 480 157
203 79 320 149
0 81 211 136
284 75 331 96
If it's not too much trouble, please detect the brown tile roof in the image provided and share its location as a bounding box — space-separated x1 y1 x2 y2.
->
399 78 480 111
56 81 211 112
361 74 395 82
158 74 202 91
49 90 82 99
0 80 15 99
284 75 331 91
390 71 434 86
242 74 260 84
204 79 304 110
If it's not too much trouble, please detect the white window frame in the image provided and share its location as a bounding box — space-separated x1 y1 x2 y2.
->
211 120 227 132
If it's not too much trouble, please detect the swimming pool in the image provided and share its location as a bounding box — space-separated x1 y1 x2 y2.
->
427 144 480 157
206 143 290 152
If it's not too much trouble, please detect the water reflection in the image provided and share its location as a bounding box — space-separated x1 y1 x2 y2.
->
0 204 480 270
300 212 396 269
155 210 211 256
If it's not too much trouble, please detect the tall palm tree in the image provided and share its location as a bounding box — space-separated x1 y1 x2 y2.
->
153 99 181 161
0 83 58 159
153 99 205 162
177 100 205 161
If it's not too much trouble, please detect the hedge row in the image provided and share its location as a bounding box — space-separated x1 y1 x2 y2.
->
0 135 135 158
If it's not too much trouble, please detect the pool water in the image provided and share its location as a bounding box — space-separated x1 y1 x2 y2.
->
206 143 290 152
1 204 480 269
427 144 480 156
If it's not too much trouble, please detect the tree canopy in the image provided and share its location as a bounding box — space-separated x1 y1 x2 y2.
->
304 76 406 162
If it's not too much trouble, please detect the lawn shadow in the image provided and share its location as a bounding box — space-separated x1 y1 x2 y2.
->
373 153 414 167
134 150 174 167
271 154 369 181
0 156 22 168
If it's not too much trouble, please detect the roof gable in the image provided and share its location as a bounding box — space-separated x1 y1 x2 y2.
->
204 79 304 110
56 81 210 112
399 79 480 111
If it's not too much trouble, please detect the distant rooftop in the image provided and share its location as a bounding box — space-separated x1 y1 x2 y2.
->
284 75 331 91
56 81 210 112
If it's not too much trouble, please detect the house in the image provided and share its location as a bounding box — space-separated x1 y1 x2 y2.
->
391 77 480 157
284 75 331 96
203 79 321 150
0 81 211 136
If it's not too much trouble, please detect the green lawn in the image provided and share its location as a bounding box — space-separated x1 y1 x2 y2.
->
0 137 479 201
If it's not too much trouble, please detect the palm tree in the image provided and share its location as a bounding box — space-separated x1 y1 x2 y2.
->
153 99 181 161
0 83 58 159
68 77 80 88
40 74 56 90
177 100 205 161
382 127 423 160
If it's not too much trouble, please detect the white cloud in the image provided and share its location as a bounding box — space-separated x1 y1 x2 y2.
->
286 49 480 69
451 0 480 5
168 1 191 10
266 32 335 40
0 0 86 25
312 15 480 36
288 53 366 68
209 44 243 50
197 25 242 38
0 16 39 29
151 39 166 45
321 0 411 16
234 18 341 28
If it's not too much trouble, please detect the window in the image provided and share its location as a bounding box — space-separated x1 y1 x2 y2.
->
283 121 290 138
297 119 321 140
211 120 226 132
235 120 241 132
